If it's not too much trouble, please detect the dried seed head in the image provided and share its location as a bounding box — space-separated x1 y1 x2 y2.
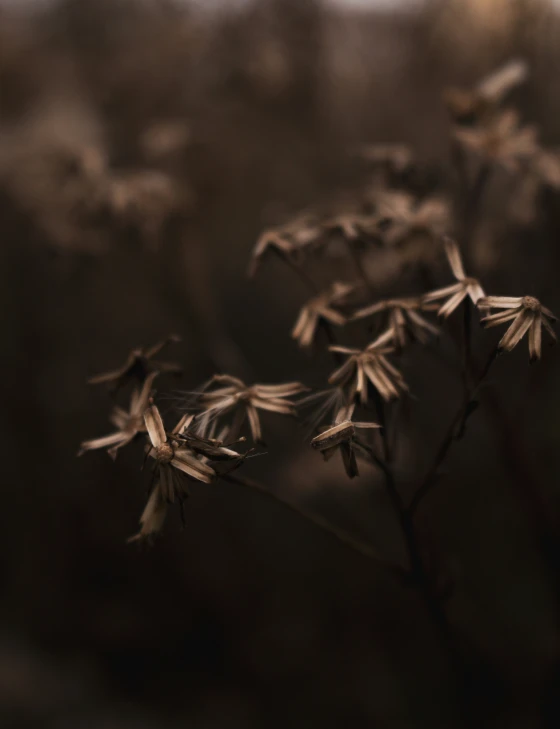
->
155 443 174 463
479 295 557 360
522 296 540 312
311 421 356 450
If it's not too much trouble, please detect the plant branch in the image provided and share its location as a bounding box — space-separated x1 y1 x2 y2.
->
408 347 498 517
221 473 400 573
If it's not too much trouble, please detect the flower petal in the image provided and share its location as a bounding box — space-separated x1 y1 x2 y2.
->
144 403 167 448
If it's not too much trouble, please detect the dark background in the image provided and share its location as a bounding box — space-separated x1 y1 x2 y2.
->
1 0 560 726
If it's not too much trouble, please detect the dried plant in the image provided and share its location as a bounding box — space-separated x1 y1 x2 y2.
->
291 282 354 348
423 237 486 317
128 403 217 542
78 372 158 459
186 375 307 444
352 297 439 349
478 295 557 361
444 58 528 124
311 411 380 479
452 109 538 173
328 331 408 403
73 48 560 722
248 212 323 277
87 336 182 392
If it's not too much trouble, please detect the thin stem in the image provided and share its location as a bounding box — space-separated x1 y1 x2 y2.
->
283 256 320 295
371 388 391 462
355 438 453 637
222 473 400 573
462 300 472 391
347 240 376 298
408 347 498 517
451 138 469 202
355 441 416 567
463 163 491 250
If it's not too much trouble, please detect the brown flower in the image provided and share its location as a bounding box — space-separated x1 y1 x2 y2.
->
444 59 528 124
328 330 407 403
87 335 182 392
320 212 385 242
292 282 354 348
453 109 538 172
104 169 188 247
311 407 380 479
78 372 158 459
352 297 439 349
189 375 307 444
423 237 486 317
359 143 414 175
374 191 450 247
249 212 322 277
478 295 557 361
128 404 217 543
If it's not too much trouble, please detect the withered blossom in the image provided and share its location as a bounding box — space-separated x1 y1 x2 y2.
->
453 109 538 173
360 143 414 175
423 237 485 318
311 406 380 479
373 191 451 247
444 59 528 124
291 282 354 349
478 296 557 361
352 297 439 349
104 169 189 246
88 335 182 391
173 414 248 463
532 149 560 189
129 404 218 543
78 372 158 459
320 212 385 242
249 212 322 277
139 120 190 161
328 330 407 403
189 375 307 444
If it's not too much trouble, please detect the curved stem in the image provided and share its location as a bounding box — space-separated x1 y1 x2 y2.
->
408 347 498 517
221 473 400 573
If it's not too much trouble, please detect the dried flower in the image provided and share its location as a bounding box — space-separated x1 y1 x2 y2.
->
328 331 407 403
453 109 538 173
444 59 528 124
87 335 182 391
374 191 450 247
78 372 158 459
104 169 188 246
249 212 322 277
140 120 190 161
311 407 380 479
292 282 354 348
174 416 248 463
128 404 218 543
359 143 414 175
189 375 307 444
320 212 385 242
423 237 485 318
478 295 557 361
352 297 439 349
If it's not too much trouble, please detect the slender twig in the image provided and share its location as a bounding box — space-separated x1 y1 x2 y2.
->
462 300 472 390
221 473 400 572
347 239 376 297
408 347 498 517
283 256 320 295
463 163 491 252
371 388 391 462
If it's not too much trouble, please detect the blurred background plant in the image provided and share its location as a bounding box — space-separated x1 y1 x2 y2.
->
2 0 560 727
